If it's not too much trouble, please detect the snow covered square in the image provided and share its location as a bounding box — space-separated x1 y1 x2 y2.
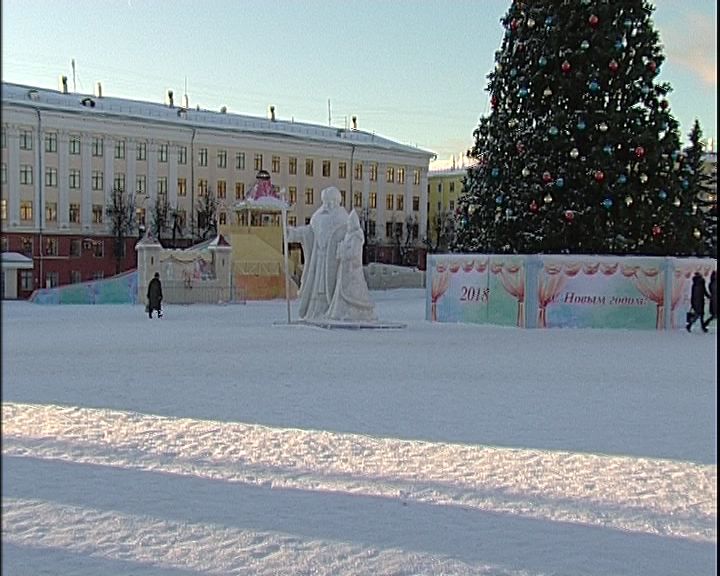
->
2 289 716 575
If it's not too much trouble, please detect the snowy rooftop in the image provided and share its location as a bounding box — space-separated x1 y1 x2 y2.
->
1 82 434 159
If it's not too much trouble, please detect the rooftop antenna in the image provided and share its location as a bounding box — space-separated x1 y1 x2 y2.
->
327 98 331 126
71 59 76 92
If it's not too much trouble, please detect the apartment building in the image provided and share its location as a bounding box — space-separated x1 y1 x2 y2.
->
1 81 434 298
427 168 466 252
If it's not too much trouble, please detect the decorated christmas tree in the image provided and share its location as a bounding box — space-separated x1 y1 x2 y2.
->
453 0 695 256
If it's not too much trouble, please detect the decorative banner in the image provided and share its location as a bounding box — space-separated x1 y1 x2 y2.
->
427 254 716 330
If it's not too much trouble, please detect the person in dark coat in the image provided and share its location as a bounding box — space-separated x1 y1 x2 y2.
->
686 272 709 332
147 272 163 319
702 270 716 330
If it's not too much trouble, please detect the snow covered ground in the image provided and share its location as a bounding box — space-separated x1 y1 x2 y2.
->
2 289 716 575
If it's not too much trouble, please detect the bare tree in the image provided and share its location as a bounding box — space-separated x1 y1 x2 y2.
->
105 187 136 274
150 194 171 242
195 188 218 241
424 210 455 253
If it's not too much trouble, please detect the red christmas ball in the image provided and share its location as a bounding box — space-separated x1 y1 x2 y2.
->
491 95 498 108
635 146 645 158
594 170 605 183
530 200 539 213
646 60 657 73
561 60 571 74
588 14 599 27
652 224 662 237
565 210 575 221
660 100 668 109
510 18 519 31
516 141 525 153
542 171 553 183
608 59 619 73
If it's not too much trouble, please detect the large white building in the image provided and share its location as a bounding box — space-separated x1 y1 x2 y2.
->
1 80 434 298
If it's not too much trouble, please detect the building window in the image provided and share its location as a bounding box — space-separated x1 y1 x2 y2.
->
340 190 346 206
93 270 104 279
386 167 395 183
70 239 81 257
235 182 245 199
136 207 146 227
20 165 33 185
93 241 104 258
136 175 146 195
178 146 187 165
235 152 245 170
45 167 58 187
304 187 314 205
398 168 405 184
45 132 57 153
70 270 82 283
289 157 297 175
397 195 404 211
92 204 103 224
449 181 455 193
449 200 455 211
20 130 33 150
370 192 377 209
45 237 58 256
45 202 57 222
69 203 80 223
114 173 125 192
288 215 297 227
92 170 104 191
217 150 227 168
353 191 362 208
178 178 187 196
158 144 168 163
92 137 103 157
437 182 442 193
272 155 280 173
44 272 59 288
322 160 331 177
136 142 147 161
305 159 314 177
20 271 34 291
386 194 394 211
288 186 297 204
21 237 33 256
414 169 420 185
370 163 378 182
254 153 263 171
198 178 208 196
338 162 347 179
69 169 80 189
157 177 168 195
413 195 420 211
20 201 33 220
114 140 126 159
1 163 6 184
217 180 226 199
1 198 6 220
219 212 227 225
70 135 81 155
354 162 363 180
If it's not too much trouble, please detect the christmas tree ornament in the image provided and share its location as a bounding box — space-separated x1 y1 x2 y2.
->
510 68 517 77
693 228 701 239
544 193 553 203
508 118 518 127
555 177 565 188
505 208 513 218
658 190 667 200
691 203 698 214
538 56 547 67
589 80 600 92
530 200 539 213
548 126 559 136
510 18 519 31
594 170 605 183
614 39 624 51
527 18 535 28
545 16 553 27
561 60 572 74
625 196 633 206
564 210 575 221
641 86 651 95
608 59 619 73
646 61 657 73
577 120 587 130
598 122 608 132
570 148 579 158
602 198 613 209
588 14 599 28
518 87 529 97
581 40 590 50
603 144 613 155
624 18 633 29
522 167 531 177
681 179 689 189
673 198 681 207
542 171 553 183
495 194 503 204
491 167 500 177
516 141 525 153
660 100 668 109
635 146 645 158
617 174 627 184
652 224 662 237
639 173 648 183
543 87 553 97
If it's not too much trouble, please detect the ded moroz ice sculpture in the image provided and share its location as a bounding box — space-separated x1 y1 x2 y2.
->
287 186 349 320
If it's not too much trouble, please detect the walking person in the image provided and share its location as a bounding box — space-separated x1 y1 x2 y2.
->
702 270 716 330
686 272 709 332
147 272 163 319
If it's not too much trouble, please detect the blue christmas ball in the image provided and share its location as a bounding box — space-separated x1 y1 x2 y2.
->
589 80 600 92
681 179 689 189
545 16 553 27
603 145 613 155
495 194 503 204
539 56 547 67
548 126 559 136
617 174 627 184
615 39 624 50
518 87 528 97
491 167 500 177
577 120 587 130
555 177 564 188
602 198 613 209
581 40 590 50
658 190 667 200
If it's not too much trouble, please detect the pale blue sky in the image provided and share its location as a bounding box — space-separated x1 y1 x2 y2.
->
2 0 716 168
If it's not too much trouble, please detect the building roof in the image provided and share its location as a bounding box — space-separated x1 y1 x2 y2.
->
2 82 434 160
1 252 34 269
